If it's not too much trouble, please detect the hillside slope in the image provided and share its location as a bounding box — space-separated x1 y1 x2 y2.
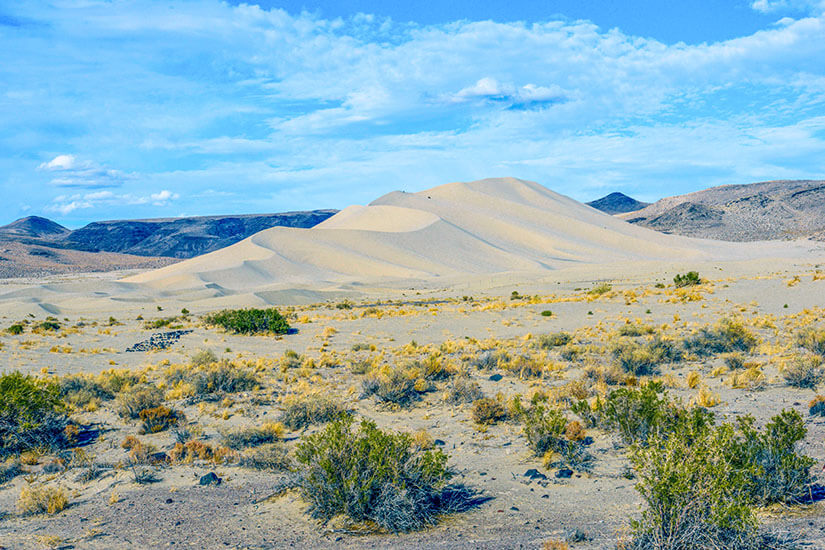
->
622 180 825 241
586 192 649 215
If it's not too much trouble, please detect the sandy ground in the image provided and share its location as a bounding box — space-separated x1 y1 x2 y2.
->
1 257 825 549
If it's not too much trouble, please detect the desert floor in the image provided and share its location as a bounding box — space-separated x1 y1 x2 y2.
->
1 257 825 549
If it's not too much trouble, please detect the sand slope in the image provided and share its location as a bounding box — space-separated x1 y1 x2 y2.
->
124 178 813 294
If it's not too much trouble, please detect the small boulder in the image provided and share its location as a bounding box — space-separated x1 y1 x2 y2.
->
555 468 573 479
199 472 222 486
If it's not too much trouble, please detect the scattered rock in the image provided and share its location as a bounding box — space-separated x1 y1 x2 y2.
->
199 472 222 486
555 468 573 479
488 374 503 382
523 468 547 480
126 329 193 352
433 439 446 446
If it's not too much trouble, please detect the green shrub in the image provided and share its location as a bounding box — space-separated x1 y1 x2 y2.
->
7 323 24 335
35 320 61 332
166 360 259 397
279 395 348 430
673 271 701 288
684 319 758 357
190 348 218 367
240 442 292 471
514 400 591 470
470 398 507 425
295 417 451 532
117 383 163 419
618 323 655 337
0 372 70 458
540 310 553 317
782 355 824 389
796 327 825 355
203 308 290 335
588 283 612 296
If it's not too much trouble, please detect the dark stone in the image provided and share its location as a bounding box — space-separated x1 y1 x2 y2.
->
433 439 446 446
555 468 574 479
524 468 547 480
488 374 503 382
199 472 222 486
165 498 173 504
582 436 594 446
510 506 519 511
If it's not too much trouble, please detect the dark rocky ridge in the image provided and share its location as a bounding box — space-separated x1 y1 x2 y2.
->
0 216 70 237
586 192 649 215
622 180 825 241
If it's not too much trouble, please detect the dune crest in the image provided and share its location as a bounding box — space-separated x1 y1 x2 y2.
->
123 177 814 292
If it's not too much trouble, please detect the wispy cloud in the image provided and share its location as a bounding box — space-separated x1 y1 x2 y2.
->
0 2 824 223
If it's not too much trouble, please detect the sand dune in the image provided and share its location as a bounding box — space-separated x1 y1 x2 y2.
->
124 178 815 294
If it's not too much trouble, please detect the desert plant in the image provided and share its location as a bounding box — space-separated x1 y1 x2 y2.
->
782 355 824 389
0 372 70 458
295 416 451 532
673 271 701 288
0 457 21 484
138 406 185 434
59 375 113 408
796 327 825 355
444 377 485 404
514 400 592 470
588 283 612 296
809 395 825 417
240 442 292 471
362 368 419 407
117 383 163 419
7 323 24 335
683 318 758 357
17 486 68 515
190 348 218 367
279 395 347 430
203 307 290 335
222 422 284 449
470 397 507 425
618 323 655 337
539 332 572 348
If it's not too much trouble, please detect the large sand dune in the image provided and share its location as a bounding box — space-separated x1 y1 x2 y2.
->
125 178 812 293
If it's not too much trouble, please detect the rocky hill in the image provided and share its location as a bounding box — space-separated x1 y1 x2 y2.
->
0 216 70 238
621 180 825 241
586 192 649 214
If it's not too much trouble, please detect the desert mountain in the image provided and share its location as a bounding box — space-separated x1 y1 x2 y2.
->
126 178 796 294
622 180 825 241
0 216 70 238
586 192 649 215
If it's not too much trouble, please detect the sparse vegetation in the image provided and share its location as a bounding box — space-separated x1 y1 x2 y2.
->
471 397 507 425
0 372 70 458
445 376 484 404
362 368 420 407
138 406 185 434
796 327 825 355
279 395 348 430
221 422 284 449
782 354 824 388
117 383 163 419
203 307 290 335
683 318 758 357
673 271 701 288
539 332 572 348
17 486 68 515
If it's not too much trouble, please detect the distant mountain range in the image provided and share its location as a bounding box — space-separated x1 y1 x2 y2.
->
620 180 825 241
0 210 337 278
586 192 649 214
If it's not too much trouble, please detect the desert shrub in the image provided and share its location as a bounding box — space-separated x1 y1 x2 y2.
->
783 355 824 389
362 368 419 407
469 350 501 370
618 323 655 337
502 354 546 378
627 409 814 549
96 369 142 395
17 486 68 515
222 422 284 449
539 332 572 348
0 372 70 458
240 442 292 471
7 323 24 335
59 375 113 408
445 377 484 404
295 417 451 532
514 400 592 470
203 307 290 335
588 283 612 296
810 395 825 417
471 397 507 425
169 440 236 464
138 406 185 434
166 360 259 398
796 327 825 355
610 335 683 376
683 318 758 357
279 395 347 430
35 319 61 332
117 384 163 419
724 410 814 505
559 344 583 362
190 348 218 367
540 310 553 317
723 352 747 371
673 271 701 288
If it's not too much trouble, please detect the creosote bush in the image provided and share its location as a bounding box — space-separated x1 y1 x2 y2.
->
295 416 451 532
513 398 591 471
0 372 70 458
673 271 701 288
203 307 290 335
17 486 68 515
610 336 681 376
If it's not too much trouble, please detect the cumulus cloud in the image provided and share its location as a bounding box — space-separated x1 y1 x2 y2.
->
37 154 130 189
46 189 179 215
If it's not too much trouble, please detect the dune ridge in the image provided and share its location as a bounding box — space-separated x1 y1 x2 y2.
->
124 178 814 294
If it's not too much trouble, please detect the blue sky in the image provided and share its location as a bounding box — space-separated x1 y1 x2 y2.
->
2 0 825 227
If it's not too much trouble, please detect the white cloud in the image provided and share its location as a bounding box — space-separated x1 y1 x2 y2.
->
39 154 76 171
46 189 180 214
37 154 130 188
751 0 825 14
